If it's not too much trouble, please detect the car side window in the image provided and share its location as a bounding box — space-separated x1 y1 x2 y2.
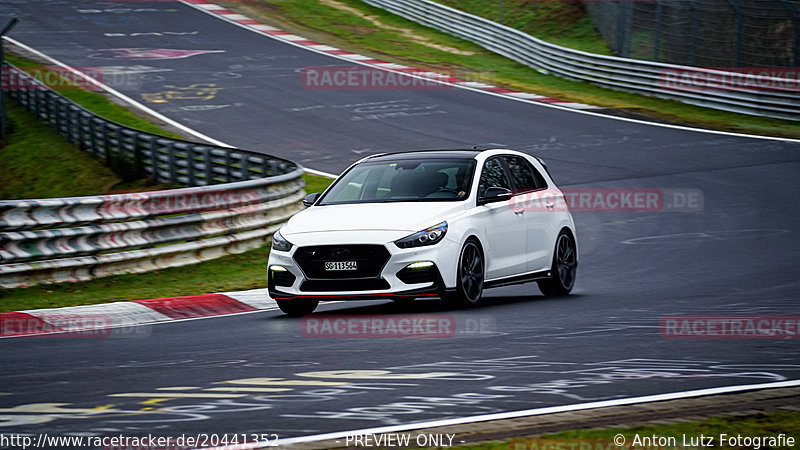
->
504 156 547 192
478 157 512 198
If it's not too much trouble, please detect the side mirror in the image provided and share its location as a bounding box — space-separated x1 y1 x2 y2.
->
478 187 512 205
303 192 321 207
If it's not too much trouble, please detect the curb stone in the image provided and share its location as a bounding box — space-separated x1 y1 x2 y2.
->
0 288 275 338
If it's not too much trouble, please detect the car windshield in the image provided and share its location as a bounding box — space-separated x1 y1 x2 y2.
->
319 158 476 204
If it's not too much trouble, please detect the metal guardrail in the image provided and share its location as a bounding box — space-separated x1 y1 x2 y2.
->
0 62 306 288
361 0 800 121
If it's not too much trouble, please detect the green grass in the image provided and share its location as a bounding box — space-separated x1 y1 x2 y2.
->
219 0 800 138
442 410 800 449
0 104 123 199
303 171 336 194
434 0 613 55
1 53 184 199
5 53 181 138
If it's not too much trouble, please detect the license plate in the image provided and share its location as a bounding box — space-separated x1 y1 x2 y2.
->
324 261 357 271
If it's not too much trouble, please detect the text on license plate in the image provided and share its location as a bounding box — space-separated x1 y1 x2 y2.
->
324 261 357 271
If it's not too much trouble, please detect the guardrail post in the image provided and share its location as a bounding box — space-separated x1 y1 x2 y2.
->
99 120 110 160
240 153 250 181
225 149 233 182
166 141 177 186
88 116 99 157
203 147 214 185
187 144 197 185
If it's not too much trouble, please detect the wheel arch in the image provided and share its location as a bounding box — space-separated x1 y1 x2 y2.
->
557 225 578 263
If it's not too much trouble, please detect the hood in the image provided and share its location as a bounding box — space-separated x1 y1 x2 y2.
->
282 202 467 236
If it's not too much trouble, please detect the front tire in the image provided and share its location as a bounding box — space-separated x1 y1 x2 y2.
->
276 298 319 316
537 230 577 297
442 239 484 306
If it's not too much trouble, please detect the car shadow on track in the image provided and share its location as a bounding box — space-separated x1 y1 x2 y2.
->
270 293 588 319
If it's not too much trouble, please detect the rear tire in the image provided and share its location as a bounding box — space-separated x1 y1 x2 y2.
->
442 239 484 306
276 298 319 316
537 230 577 297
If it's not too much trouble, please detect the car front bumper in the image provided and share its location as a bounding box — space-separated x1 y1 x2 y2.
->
267 234 460 301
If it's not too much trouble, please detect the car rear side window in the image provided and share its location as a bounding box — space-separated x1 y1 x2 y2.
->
478 157 512 198
504 156 547 192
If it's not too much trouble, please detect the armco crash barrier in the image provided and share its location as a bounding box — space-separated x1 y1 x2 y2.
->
362 0 800 121
0 59 308 288
0 175 305 288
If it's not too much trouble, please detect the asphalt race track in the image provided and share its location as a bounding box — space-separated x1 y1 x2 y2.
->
2 0 800 446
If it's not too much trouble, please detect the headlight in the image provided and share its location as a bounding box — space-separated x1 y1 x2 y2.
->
271 229 293 252
395 221 448 249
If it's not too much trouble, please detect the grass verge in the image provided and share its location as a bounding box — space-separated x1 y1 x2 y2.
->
434 0 613 55
1 52 183 198
446 410 800 449
218 0 800 138
0 103 122 199
5 53 182 138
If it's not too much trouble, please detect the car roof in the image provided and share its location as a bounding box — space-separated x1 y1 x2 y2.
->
365 149 483 161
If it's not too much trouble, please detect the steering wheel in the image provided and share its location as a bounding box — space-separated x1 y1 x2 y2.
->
435 188 460 195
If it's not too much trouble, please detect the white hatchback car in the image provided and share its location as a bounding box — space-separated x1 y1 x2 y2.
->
268 149 577 316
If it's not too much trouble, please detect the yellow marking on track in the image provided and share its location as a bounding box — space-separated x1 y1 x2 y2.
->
0 403 120 414
140 399 172 405
141 83 222 103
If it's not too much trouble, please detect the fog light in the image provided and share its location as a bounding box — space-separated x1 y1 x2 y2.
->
398 261 436 284
269 265 296 287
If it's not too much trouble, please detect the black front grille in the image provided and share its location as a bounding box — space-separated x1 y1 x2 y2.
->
300 279 390 292
293 245 390 279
